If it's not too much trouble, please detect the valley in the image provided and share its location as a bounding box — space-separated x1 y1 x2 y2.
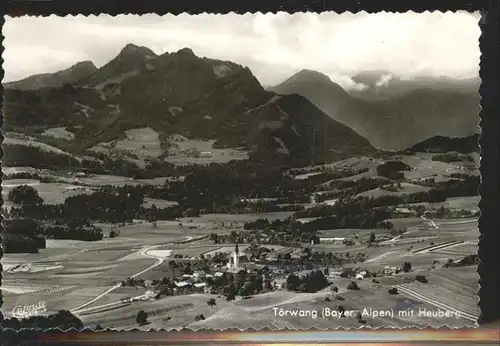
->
1 31 480 331
2 138 480 329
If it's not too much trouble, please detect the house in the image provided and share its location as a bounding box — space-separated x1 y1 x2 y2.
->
192 282 208 292
174 281 191 288
383 266 398 275
144 290 156 299
319 237 346 244
193 271 206 278
395 207 412 214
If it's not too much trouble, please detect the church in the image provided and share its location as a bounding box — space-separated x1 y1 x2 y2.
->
226 243 249 272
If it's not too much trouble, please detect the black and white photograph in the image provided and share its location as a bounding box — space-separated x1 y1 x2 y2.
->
1 12 481 330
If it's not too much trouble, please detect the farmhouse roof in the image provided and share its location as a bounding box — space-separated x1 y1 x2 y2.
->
175 281 191 287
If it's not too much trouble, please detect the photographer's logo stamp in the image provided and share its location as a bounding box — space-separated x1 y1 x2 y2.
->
12 301 47 319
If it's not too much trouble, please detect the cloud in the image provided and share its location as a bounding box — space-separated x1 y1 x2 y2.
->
375 73 395 88
3 12 481 86
326 73 370 92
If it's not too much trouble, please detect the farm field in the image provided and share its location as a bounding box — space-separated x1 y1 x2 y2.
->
357 182 430 198
2 237 160 315
3 133 75 158
164 135 249 165
411 196 480 211
75 174 169 186
400 153 479 182
396 265 479 319
42 127 75 140
112 127 162 160
142 197 178 208
90 127 162 168
2 180 95 204
182 212 294 224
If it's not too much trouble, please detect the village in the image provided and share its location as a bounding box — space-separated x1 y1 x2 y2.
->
116 239 407 305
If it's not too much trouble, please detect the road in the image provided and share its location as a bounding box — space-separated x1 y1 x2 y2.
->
413 240 464 254
70 244 167 313
70 235 210 314
395 285 479 323
421 214 438 229
438 219 478 226
378 234 402 245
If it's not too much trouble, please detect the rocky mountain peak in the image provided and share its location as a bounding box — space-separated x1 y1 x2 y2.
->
118 43 157 60
176 47 196 56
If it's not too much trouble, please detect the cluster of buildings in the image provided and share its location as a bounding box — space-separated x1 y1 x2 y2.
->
172 271 216 293
167 244 253 294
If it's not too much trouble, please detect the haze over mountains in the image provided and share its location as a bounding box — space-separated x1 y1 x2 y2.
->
3 44 376 166
349 71 481 101
268 70 480 150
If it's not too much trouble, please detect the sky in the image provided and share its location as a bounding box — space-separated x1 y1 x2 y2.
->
3 12 481 89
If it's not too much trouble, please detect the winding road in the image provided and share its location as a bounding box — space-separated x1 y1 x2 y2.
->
70 244 167 313
70 235 210 315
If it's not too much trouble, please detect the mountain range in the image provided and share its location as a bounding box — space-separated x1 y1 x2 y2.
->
3 44 376 166
4 61 98 91
3 45 480 164
268 70 480 150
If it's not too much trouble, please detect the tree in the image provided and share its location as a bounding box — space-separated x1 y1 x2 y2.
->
207 298 216 308
109 230 117 238
8 185 43 206
195 314 206 321
402 261 412 272
369 232 376 245
331 286 339 293
136 310 148 325
286 273 301 291
347 281 360 290
1 310 83 330
226 291 236 301
416 275 428 283
324 267 330 276
388 287 398 295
